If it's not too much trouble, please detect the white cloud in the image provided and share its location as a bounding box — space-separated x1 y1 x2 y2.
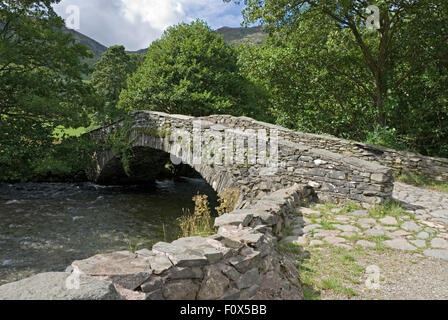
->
53 0 245 51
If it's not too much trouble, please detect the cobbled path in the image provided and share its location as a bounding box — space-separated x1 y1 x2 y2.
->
283 182 448 299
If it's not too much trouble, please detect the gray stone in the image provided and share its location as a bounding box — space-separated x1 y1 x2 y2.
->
430 238 448 249
228 248 261 273
401 221 420 232
168 250 208 268
333 224 360 233
145 289 164 300
300 208 322 217
240 285 260 300
356 240 376 248
162 279 200 300
149 254 173 275
0 272 120 300
384 239 417 251
290 228 304 236
141 276 163 293
380 216 398 226
239 232 264 247
359 218 376 225
165 267 203 280
214 212 253 228
218 264 241 282
282 236 307 246
323 236 346 245
417 232 430 240
431 209 448 218
236 268 261 290
310 240 324 246
197 266 230 300
253 211 277 226
171 237 229 264
349 210 369 217
410 240 426 248
423 249 448 260
303 224 321 233
71 251 152 290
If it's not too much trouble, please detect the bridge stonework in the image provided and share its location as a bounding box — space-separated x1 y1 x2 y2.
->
89 111 395 206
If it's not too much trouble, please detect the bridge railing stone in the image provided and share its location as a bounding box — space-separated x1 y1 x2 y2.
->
200 114 448 182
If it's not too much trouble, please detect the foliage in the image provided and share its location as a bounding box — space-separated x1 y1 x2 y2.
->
364 125 406 151
0 0 100 181
91 45 144 125
234 0 448 157
215 188 240 216
178 194 214 237
104 116 135 176
31 136 98 182
119 20 272 121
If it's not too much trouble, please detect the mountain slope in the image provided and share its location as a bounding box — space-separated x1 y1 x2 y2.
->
216 26 267 45
68 25 266 60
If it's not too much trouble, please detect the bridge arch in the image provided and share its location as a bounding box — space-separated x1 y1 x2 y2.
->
88 111 395 207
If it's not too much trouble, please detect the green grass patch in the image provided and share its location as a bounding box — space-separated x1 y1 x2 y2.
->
296 246 363 299
368 200 412 219
278 242 304 255
320 278 358 297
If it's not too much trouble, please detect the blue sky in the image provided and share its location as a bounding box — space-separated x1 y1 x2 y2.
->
53 0 246 51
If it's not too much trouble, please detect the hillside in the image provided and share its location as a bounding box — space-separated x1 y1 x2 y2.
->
216 26 267 45
68 25 266 61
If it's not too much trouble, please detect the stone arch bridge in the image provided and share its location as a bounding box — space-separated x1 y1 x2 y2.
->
86 110 424 208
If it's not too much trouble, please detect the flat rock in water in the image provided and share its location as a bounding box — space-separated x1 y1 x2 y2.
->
0 272 120 300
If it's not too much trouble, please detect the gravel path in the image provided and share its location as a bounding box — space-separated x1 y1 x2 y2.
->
283 182 448 300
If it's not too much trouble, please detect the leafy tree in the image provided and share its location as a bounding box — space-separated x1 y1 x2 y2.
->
232 0 448 156
92 45 144 124
119 20 271 120
0 0 98 181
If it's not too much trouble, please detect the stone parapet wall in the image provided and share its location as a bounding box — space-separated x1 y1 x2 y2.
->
89 111 395 205
201 114 448 182
69 184 316 300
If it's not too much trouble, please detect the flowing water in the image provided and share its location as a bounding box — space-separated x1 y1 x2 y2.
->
0 179 217 286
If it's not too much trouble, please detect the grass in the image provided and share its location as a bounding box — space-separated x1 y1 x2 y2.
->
396 171 448 193
291 245 364 299
368 200 413 219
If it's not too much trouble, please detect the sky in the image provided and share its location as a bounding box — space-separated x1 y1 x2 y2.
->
53 0 247 51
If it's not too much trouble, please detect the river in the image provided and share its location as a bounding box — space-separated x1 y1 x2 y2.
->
0 179 217 285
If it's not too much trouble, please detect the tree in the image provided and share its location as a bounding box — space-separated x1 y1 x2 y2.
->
233 0 448 156
119 20 270 120
92 45 143 124
0 0 98 181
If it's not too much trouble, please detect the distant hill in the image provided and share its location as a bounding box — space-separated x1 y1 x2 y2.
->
216 26 267 45
62 27 108 56
64 25 266 78
67 25 266 58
